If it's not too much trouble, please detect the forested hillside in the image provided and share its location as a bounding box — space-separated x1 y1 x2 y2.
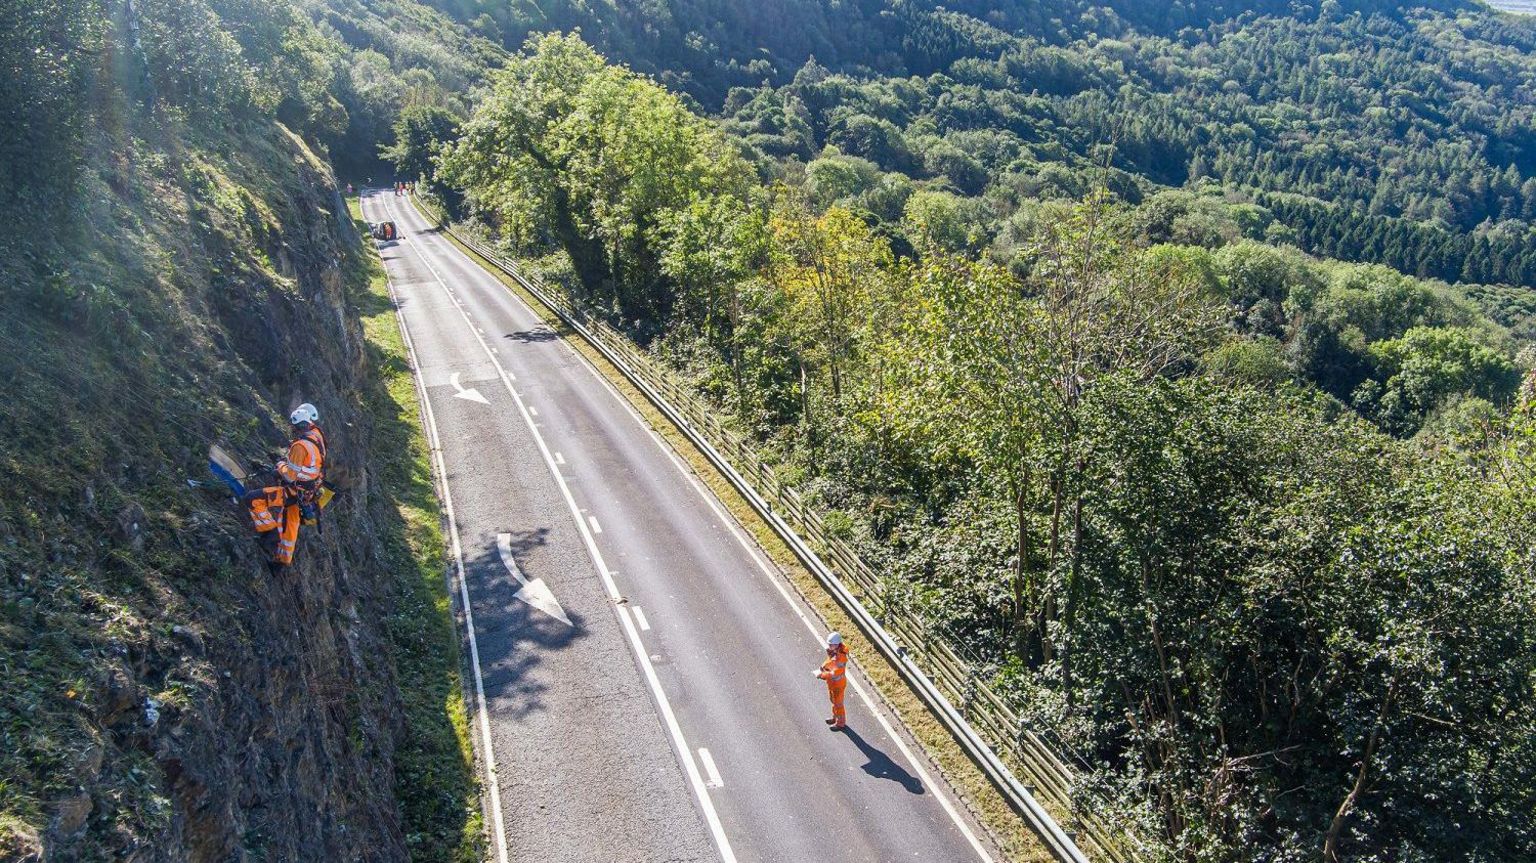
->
436 26 1536 862
415 0 1536 301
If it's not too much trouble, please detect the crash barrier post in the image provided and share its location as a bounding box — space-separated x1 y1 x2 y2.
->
412 200 1147 863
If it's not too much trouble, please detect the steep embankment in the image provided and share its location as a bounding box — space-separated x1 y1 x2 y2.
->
0 117 478 860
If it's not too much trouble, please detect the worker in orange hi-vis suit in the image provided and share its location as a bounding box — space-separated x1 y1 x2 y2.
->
815 631 849 730
246 403 326 570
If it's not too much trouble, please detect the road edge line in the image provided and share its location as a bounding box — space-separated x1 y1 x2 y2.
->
364 192 510 863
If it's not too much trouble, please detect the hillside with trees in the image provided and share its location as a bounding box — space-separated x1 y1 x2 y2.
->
413 0 1536 309
437 31 1536 862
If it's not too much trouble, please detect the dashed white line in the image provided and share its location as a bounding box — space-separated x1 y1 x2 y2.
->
588 515 603 535
698 748 724 789
634 606 652 631
528 405 539 417
554 451 566 465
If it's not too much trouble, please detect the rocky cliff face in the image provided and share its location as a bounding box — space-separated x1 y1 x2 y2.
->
0 125 452 861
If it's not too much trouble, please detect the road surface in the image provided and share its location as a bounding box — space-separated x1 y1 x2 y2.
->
361 189 997 863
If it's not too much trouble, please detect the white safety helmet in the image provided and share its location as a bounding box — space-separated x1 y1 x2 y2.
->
825 631 842 647
289 403 319 426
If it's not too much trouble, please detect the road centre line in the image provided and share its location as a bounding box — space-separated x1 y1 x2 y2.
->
368 194 510 863
428 198 994 862
387 196 739 863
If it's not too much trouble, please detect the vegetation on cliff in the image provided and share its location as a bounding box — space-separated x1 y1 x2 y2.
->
1 0 480 858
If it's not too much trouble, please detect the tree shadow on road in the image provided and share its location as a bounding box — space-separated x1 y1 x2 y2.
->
460 528 587 722
503 328 559 343
840 727 925 795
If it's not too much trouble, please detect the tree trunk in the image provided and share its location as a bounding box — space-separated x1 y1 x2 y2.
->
1062 489 1084 712
1011 479 1030 656
798 360 814 452
1007 476 1044 657
728 285 745 414
552 187 610 294
1323 680 1398 862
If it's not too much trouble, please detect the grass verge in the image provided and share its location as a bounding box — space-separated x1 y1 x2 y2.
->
434 219 1055 863
350 197 484 862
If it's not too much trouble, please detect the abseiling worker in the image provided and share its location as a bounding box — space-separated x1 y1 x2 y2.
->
246 403 327 570
277 402 326 496
815 631 849 730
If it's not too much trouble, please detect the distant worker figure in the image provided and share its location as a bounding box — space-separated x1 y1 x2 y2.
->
245 403 327 570
815 631 849 730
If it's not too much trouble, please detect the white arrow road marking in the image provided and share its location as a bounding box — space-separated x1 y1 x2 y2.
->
698 748 723 788
449 371 490 404
497 533 574 627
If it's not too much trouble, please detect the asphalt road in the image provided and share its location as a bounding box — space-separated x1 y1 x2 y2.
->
362 189 997 863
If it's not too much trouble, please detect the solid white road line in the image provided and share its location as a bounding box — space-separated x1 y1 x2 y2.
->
698 748 724 789
426 194 996 861
634 606 652 631
386 195 739 863
367 194 511 863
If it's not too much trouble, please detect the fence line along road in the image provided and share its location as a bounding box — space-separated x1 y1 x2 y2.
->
413 199 1140 863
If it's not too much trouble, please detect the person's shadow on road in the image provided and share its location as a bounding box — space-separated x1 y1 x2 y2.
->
841 726 924 795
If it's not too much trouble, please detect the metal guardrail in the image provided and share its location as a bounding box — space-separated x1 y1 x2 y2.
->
415 199 1140 863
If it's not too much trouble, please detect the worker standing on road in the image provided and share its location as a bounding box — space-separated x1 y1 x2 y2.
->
815 632 849 730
